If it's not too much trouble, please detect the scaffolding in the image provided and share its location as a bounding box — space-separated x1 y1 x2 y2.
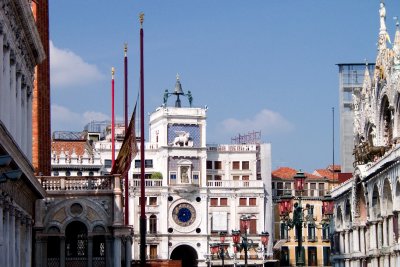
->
231 130 261 145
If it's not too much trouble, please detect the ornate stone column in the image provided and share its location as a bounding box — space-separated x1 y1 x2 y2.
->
2 42 10 128
0 194 4 267
15 70 22 144
345 230 350 254
360 226 366 254
383 217 388 247
25 218 32 267
15 211 21 267
60 236 65 267
113 237 122 267
124 235 132 267
88 236 93 267
370 221 377 250
340 231 345 254
388 215 394 246
9 206 15 267
27 86 32 160
353 227 360 252
10 51 16 136
0 28 4 123
378 220 383 248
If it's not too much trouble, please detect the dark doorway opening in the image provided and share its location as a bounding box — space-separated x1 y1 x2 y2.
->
170 245 198 267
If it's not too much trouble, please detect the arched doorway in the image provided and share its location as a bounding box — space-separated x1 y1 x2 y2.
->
65 221 88 267
170 245 198 267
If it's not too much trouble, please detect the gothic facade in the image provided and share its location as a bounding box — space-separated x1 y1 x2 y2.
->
332 2 400 267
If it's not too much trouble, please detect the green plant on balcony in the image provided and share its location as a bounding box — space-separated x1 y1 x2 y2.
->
151 172 163 179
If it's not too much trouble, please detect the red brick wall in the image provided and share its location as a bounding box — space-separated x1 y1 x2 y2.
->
32 0 51 176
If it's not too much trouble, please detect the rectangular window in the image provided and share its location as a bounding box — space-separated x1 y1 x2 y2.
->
192 172 199 183
239 198 247 206
280 223 288 240
308 224 316 241
277 182 284 196
232 161 240 170
323 247 331 266
310 183 316 197
149 197 157 206
233 175 240 180
319 183 325 197
242 175 249 187
134 160 140 168
242 161 249 170
308 247 317 266
149 245 157 260
207 175 212 181
139 197 147 206
210 198 218 206
249 219 257 234
214 175 222 180
303 183 308 197
104 159 112 168
214 161 222 169
145 159 153 168
220 198 228 206
280 247 290 266
322 225 330 241
285 182 292 195
249 198 256 206
206 161 213 169
170 172 177 185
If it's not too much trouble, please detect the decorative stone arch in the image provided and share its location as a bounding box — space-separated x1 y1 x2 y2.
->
353 178 368 222
393 92 400 139
344 198 352 224
170 244 198 267
395 178 400 211
371 184 381 220
335 205 344 231
379 94 393 146
381 178 393 216
44 198 111 235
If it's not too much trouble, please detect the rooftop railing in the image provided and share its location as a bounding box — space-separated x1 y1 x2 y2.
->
40 176 114 191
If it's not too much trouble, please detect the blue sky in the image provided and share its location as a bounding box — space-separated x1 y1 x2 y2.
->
49 1 400 172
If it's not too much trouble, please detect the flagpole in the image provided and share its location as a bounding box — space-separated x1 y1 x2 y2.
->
124 43 129 226
139 13 146 267
111 67 115 168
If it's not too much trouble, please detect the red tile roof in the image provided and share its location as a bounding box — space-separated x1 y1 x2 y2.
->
272 167 320 180
51 140 91 156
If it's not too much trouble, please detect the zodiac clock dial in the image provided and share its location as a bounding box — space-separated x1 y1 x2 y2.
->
172 203 196 227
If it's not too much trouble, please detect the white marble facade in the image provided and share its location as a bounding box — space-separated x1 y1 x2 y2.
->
332 2 400 267
0 1 46 267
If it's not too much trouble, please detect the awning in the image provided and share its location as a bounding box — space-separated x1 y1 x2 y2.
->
273 239 287 250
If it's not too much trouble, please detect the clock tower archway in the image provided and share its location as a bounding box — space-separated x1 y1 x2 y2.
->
170 245 198 267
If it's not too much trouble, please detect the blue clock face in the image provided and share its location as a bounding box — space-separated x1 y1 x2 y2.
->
172 203 196 227
177 208 192 222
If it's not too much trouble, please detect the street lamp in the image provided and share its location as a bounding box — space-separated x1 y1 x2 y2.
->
210 232 229 267
278 170 334 267
231 215 270 267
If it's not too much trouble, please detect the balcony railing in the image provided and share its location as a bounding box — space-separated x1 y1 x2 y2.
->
130 179 163 187
41 176 113 191
207 180 263 188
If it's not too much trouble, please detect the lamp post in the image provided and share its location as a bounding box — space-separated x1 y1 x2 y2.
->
210 232 228 267
278 170 334 267
231 215 269 267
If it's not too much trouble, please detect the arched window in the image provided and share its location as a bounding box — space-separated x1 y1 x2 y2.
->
65 221 88 260
66 171 71 176
149 215 157 234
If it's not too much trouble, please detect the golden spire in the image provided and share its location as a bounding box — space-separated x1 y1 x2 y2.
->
139 12 144 27
124 43 128 57
111 67 115 78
